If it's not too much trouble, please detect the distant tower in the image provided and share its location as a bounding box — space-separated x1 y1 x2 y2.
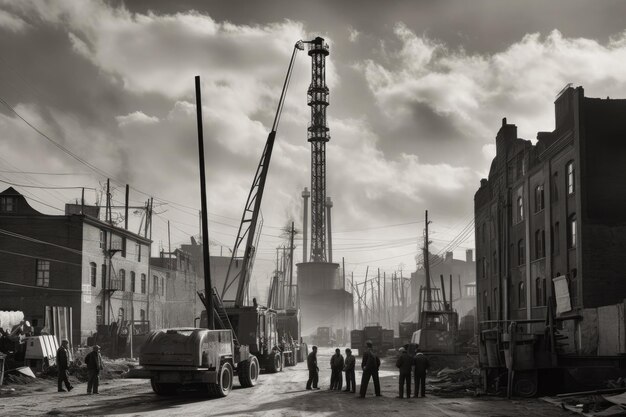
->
307 36 330 262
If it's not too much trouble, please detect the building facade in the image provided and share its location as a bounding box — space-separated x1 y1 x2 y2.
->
474 86 626 354
0 187 151 344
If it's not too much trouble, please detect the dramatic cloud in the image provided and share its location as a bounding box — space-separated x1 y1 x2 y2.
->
2 1 626 292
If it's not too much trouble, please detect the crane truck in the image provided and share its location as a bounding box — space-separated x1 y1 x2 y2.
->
128 40 307 396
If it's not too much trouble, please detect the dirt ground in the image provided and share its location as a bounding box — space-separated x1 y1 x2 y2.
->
0 348 574 417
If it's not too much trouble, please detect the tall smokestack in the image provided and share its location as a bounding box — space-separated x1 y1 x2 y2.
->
326 196 333 263
302 187 310 263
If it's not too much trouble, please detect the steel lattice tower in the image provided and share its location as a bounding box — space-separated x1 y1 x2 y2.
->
307 37 330 262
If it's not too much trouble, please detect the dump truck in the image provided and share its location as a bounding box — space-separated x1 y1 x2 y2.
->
133 327 258 397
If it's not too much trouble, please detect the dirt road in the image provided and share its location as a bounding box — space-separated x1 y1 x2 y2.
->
0 348 572 416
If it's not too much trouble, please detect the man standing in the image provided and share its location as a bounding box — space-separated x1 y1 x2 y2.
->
343 348 356 393
56 340 73 392
359 341 381 398
395 347 412 398
414 352 430 398
306 345 320 390
85 345 104 394
329 348 344 390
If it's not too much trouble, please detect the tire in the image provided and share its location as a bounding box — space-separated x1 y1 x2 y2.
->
208 362 233 398
151 379 179 396
266 352 281 373
238 356 259 388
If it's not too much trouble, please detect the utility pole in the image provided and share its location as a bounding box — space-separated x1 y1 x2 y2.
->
288 222 295 307
351 271 355 329
167 220 172 269
424 210 432 311
124 184 129 230
106 178 111 223
195 75 214 330
377 268 381 325
383 271 386 327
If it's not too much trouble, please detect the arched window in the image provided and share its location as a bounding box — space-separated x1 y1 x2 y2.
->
153 275 159 295
517 196 524 222
140 309 146 322
535 184 544 212
535 277 545 306
96 305 103 325
90 262 97 287
568 214 577 248
535 229 545 259
566 161 575 195
518 239 525 265
141 273 146 294
519 282 526 308
130 271 136 293
119 269 126 291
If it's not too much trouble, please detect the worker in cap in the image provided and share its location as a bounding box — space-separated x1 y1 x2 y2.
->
395 347 412 398
85 345 104 394
359 340 381 398
56 340 73 392
330 348 344 390
413 351 430 398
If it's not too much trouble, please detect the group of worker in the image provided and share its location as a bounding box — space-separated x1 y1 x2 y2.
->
56 341 104 395
306 341 429 399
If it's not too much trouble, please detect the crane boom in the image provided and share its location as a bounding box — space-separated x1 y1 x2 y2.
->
221 41 305 306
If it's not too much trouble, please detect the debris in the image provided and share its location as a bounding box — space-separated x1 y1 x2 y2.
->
427 366 481 396
15 366 36 378
557 388 626 398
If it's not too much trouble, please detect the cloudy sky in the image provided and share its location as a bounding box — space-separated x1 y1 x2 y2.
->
1 0 626 297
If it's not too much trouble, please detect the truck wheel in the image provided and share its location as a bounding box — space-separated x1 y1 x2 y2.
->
151 379 179 396
238 356 259 388
266 351 281 373
209 362 233 398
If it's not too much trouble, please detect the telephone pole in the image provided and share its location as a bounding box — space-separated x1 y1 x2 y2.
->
423 210 432 311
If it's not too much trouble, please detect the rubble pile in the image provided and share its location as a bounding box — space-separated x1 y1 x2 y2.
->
428 366 482 396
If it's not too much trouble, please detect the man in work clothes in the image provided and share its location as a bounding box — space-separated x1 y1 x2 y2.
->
414 352 430 398
329 348 344 390
343 348 356 393
306 345 320 390
359 341 381 398
395 347 412 398
85 345 104 394
56 340 73 392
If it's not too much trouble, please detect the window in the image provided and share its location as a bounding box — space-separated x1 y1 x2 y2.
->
161 277 165 296
482 257 487 279
535 277 546 306
518 239 525 265
136 243 141 262
493 288 498 313
535 229 545 259
130 271 136 293
119 269 126 292
90 262 97 287
466 285 476 297
153 275 158 294
516 196 524 223
516 153 526 178
96 305 103 325
118 308 125 321
568 214 577 248
492 251 497 274
99 230 107 250
566 161 575 195
140 309 146 322
36 260 50 287
121 237 127 258
0 196 16 212
519 282 526 308
141 273 146 294
552 172 559 202
535 185 544 212
101 264 107 288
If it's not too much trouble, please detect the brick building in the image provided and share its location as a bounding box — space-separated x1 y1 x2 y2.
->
474 86 626 354
0 187 151 344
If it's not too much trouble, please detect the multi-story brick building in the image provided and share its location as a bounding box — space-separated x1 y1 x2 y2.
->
0 187 151 344
474 86 626 354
